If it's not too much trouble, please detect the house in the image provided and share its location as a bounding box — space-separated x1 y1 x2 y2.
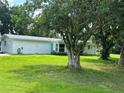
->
0 34 97 55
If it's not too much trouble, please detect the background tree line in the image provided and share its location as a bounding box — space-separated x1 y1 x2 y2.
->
0 0 124 69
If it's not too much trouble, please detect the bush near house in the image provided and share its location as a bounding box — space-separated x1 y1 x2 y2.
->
51 52 67 55
51 52 98 56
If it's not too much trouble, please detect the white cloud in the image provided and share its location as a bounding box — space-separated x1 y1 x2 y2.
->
33 9 43 17
7 0 26 6
7 0 14 3
7 0 15 6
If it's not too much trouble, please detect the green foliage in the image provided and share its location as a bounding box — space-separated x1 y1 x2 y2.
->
111 45 121 54
10 1 56 37
42 0 98 54
30 13 56 37
10 5 33 35
111 0 124 43
93 0 119 60
0 0 12 34
51 52 67 55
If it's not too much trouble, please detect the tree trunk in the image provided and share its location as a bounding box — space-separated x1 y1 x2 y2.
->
100 48 110 60
67 52 80 69
119 44 124 66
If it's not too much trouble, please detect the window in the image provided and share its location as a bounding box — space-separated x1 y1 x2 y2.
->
56 44 58 52
4 41 6 46
59 44 65 52
0 42 1 51
88 45 91 50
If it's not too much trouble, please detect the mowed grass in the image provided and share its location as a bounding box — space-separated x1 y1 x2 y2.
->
0 54 124 93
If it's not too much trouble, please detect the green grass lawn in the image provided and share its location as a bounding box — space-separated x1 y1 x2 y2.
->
0 54 124 93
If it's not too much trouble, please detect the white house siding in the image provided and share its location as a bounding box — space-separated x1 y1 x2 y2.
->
0 36 1 52
84 43 97 55
11 40 52 54
1 38 13 53
0 34 98 55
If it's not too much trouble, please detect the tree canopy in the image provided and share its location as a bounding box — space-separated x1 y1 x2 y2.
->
94 0 118 60
0 0 12 34
112 0 124 66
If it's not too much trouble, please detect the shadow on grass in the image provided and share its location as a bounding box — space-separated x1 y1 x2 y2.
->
80 57 118 64
8 64 124 93
80 58 100 64
81 55 119 64
9 64 123 83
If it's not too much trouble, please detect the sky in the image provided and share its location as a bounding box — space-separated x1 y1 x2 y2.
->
7 0 26 6
7 0 42 17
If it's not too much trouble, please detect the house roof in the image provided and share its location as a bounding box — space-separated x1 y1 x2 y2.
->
3 34 92 43
3 34 62 42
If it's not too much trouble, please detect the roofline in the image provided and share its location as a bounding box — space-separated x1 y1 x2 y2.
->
3 34 62 42
2 34 92 43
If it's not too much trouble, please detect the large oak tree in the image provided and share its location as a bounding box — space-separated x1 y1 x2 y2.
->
29 0 98 69
112 0 124 66
94 0 118 60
